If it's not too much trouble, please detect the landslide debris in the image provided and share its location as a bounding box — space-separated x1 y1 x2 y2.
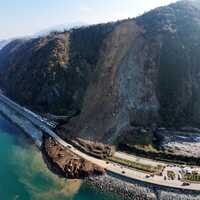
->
43 137 105 179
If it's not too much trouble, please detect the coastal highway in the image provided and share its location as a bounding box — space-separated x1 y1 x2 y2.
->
0 93 200 191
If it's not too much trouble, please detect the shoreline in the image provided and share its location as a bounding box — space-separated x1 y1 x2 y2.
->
86 175 200 200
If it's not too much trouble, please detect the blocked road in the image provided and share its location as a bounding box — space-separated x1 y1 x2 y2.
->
0 93 200 191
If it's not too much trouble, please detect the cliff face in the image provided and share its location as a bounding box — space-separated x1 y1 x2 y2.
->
65 20 160 142
1 1 200 143
136 0 200 127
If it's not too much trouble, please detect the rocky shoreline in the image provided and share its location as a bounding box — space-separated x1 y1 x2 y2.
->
86 175 200 200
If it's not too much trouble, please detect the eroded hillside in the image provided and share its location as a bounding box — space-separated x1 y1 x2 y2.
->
1 0 200 144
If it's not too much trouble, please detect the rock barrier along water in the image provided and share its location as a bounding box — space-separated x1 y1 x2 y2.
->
87 175 200 200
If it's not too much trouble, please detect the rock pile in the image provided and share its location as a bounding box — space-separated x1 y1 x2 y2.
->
43 137 105 179
87 175 200 200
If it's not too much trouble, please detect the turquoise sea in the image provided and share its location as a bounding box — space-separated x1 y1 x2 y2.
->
0 114 121 200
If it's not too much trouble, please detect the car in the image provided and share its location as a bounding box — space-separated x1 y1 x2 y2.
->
182 182 190 186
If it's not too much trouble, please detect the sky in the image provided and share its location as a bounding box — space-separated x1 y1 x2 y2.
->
0 0 178 40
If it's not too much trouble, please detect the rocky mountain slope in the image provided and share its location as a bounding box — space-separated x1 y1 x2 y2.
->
0 22 117 115
1 0 200 143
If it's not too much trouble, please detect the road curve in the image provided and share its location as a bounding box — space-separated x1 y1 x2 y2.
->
0 93 200 191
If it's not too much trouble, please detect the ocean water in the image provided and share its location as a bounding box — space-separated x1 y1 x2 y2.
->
0 115 121 200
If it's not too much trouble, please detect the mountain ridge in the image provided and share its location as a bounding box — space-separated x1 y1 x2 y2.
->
1 0 200 143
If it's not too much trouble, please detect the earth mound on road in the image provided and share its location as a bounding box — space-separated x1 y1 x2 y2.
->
43 136 105 179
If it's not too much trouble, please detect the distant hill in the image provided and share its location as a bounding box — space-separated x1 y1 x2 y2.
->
0 40 11 50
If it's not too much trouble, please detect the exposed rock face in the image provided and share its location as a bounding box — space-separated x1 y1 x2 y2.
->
64 1 200 142
43 137 105 179
137 0 200 127
1 1 200 143
64 18 160 142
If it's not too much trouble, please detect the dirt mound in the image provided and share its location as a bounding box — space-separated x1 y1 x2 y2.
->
43 137 105 179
